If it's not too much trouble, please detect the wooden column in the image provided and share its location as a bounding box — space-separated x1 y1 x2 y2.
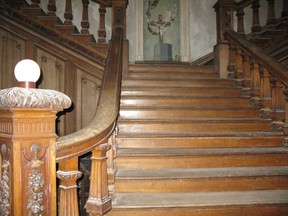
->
57 158 82 216
213 0 234 78
267 0 277 25
98 4 107 43
251 0 261 33
282 0 288 20
64 0 73 25
85 144 112 216
259 68 272 119
81 0 90 34
47 0 56 16
0 73 71 215
250 60 261 107
236 8 245 36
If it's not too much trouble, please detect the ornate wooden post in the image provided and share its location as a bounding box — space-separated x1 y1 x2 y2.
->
236 8 245 36
281 0 288 20
267 0 277 25
81 0 90 34
98 4 107 43
259 68 272 119
85 143 111 215
64 0 73 25
57 158 82 216
251 0 261 33
0 59 71 216
213 0 235 78
250 59 261 107
47 0 56 16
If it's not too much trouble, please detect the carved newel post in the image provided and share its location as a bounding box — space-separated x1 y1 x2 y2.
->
0 59 71 216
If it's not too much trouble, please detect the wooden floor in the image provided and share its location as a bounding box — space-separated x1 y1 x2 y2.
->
107 63 288 216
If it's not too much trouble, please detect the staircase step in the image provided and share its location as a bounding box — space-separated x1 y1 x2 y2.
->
115 166 288 193
129 64 216 73
108 190 288 216
37 15 61 28
121 87 242 97
122 78 234 88
128 71 219 79
72 34 96 45
119 107 259 120
116 134 285 149
54 24 78 36
118 119 271 134
116 147 288 169
121 96 251 108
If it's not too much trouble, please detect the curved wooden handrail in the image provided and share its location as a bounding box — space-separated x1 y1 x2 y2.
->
224 30 288 86
56 26 123 162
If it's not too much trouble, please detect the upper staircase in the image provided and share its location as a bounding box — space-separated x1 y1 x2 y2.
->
107 63 288 216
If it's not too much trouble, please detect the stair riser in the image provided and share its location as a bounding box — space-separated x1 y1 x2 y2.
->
115 177 288 193
116 154 288 169
119 109 259 120
118 122 271 133
116 137 284 149
108 206 288 216
121 98 251 108
121 88 242 97
128 72 219 79
122 80 233 88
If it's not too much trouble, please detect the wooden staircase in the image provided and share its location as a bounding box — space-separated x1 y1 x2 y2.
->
107 64 288 216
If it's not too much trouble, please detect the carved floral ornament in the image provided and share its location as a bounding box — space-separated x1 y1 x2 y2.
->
0 87 71 109
0 59 71 109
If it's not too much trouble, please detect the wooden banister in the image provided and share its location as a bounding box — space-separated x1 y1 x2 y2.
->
224 30 288 86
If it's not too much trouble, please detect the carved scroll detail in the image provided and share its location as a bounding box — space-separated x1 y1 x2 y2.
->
27 144 44 216
0 144 10 216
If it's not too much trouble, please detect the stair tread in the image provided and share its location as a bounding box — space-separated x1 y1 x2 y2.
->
118 147 288 156
113 190 288 208
118 131 283 137
117 166 288 179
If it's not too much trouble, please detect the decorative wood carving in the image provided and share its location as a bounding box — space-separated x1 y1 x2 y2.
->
0 87 71 109
85 143 112 216
26 144 45 215
0 144 11 216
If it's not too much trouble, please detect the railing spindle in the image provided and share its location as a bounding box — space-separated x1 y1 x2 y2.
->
57 158 82 216
236 8 245 35
31 0 40 7
81 0 90 34
282 0 288 20
267 0 277 25
64 0 73 25
227 41 236 79
85 144 112 216
47 0 56 16
251 0 261 33
98 4 107 43
250 59 261 106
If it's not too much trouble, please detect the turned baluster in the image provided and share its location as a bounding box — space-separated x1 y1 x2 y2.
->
31 0 40 7
57 158 82 216
107 130 118 199
251 0 261 33
47 0 56 16
64 0 73 25
259 68 272 119
282 0 288 19
85 144 112 216
250 59 261 106
283 87 288 135
227 40 236 79
270 76 285 127
235 47 244 81
242 53 251 87
236 8 245 36
267 0 277 25
98 4 107 43
81 0 90 34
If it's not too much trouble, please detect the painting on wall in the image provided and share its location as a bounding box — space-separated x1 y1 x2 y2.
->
143 0 180 61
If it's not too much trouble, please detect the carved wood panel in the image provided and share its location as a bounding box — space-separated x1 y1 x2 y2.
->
0 27 26 89
76 66 101 130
